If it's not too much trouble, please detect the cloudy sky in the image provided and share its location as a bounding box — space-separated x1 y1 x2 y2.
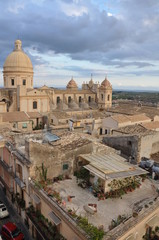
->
0 0 159 90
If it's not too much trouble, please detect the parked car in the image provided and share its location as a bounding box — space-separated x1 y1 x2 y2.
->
0 202 9 219
1 222 24 240
0 201 4 207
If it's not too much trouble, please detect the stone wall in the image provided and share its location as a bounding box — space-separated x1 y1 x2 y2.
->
103 135 140 163
30 182 87 240
103 131 159 163
28 140 93 179
140 132 159 159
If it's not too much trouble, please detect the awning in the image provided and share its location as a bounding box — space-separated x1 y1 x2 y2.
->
125 234 134 240
84 165 106 180
48 211 61 226
15 177 25 189
80 152 147 180
146 215 159 228
30 194 41 205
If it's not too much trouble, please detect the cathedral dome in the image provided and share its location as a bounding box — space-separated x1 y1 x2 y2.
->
3 40 33 73
101 77 112 88
66 78 78 89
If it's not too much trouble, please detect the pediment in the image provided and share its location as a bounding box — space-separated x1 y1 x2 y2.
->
26 88 47 96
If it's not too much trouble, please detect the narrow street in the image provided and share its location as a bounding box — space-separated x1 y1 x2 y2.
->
0 187 33 239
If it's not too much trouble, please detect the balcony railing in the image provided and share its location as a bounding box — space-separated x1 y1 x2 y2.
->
26 206 66 240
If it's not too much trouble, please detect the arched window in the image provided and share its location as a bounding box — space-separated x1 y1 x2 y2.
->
33 101 37 109
101 94 104 100
57 97 60 104
107 95 110 101
88 96 91 103
79 96 82 103
68 96 71 103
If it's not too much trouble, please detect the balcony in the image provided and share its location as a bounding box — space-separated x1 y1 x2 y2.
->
26 206 65 240
0 158 13 174
15 177 26 189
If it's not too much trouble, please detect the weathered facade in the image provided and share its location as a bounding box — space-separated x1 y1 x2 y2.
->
103 130 159 163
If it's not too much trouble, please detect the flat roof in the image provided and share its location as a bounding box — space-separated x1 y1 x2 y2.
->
52 177 158 231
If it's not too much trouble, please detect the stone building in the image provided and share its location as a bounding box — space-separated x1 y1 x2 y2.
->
0 40 112 114
101 113 151 135
103 124 159 163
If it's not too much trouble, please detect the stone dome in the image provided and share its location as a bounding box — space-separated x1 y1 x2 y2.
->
3 40 33 73
101 77 112 88
68 100 79 110
66 78 78 89
80 102 89 109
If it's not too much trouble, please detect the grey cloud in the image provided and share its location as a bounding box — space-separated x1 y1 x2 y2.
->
0 0 158 73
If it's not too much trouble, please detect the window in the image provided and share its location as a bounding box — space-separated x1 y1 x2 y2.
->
128 141 132 146
101 94 104 100
107 95 110 101
33 101 37 109
105 129 107 134
13 123 17 128
2 228 10 236
22 123 27 128
68 96 71 103
51 119 53 124
88 96 91 103
23 79 26 85
11 79 14 86
79 96 82 103
57 97 60 104
63 164 69 170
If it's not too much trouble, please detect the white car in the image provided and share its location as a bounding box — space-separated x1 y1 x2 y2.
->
0 201 4 207
0 202 9 219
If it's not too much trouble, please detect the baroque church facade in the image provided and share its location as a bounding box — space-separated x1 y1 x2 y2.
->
0 40 112 113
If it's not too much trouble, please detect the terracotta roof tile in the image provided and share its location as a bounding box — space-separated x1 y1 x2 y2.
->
111 114 150 124
128 114 151 123
111 114 130 123
27 112 42 119
141 121 159 130
1 112 29 122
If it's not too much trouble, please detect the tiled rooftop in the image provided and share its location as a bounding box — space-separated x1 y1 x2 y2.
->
116 124 154 135
109 102 159 118
111 113 151 124
141 121 159 130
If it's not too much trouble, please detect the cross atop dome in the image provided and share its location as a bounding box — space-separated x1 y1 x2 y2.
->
14 39 22 51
